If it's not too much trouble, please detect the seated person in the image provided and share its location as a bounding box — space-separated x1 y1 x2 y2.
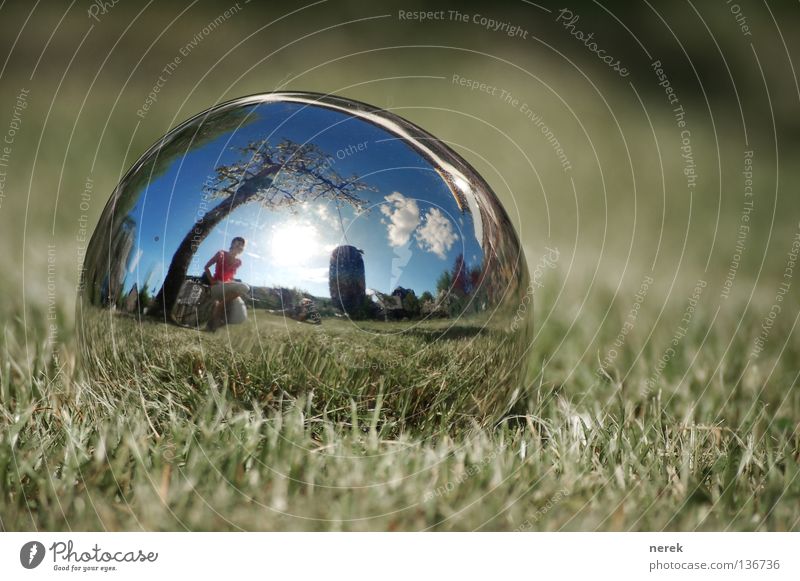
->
204 236 250 331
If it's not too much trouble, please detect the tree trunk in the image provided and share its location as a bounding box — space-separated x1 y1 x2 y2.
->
148 167 276 320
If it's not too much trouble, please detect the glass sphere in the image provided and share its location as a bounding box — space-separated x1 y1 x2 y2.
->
77 92 533 425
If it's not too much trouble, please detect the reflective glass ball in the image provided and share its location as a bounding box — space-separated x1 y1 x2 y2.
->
78 92 533 425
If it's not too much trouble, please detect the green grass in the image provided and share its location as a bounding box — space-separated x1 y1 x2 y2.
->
76 308 532 434
2 282 798 531
2 1 800 532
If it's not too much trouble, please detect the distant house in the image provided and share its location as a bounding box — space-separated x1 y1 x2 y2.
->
369 287 425 320
123 284 140 314
370 289 403 320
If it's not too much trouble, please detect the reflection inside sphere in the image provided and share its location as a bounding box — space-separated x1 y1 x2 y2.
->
78 92 533 423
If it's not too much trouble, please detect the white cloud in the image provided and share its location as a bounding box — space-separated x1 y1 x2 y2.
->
380 193 458 260
316 204 338 227
415 208 458 259
380 192 420 247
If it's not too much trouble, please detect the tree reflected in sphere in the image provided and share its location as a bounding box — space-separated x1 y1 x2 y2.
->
77 92 534 427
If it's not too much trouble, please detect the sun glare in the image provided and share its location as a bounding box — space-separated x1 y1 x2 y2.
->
270 223 322 266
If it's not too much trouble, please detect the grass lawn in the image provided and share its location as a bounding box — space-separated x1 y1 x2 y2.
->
2 282 798 531
1 1 799 532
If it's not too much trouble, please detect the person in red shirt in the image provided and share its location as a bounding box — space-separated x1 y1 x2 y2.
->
204 236 250 332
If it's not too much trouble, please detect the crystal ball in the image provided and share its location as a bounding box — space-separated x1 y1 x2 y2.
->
77 92 533 425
